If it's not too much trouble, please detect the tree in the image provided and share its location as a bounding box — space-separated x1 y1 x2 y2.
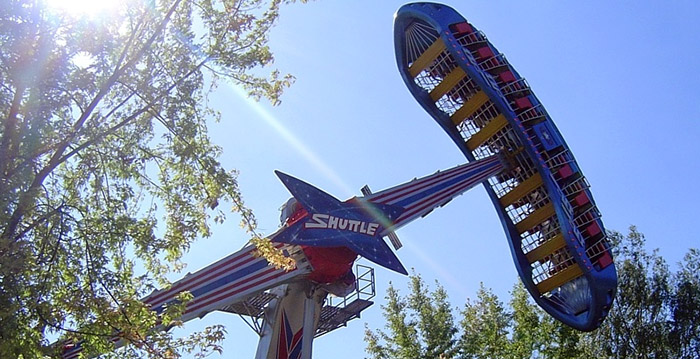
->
508 282 541 359
669 249 700 359
537 305 583 359
581 227 673 358
581 227 700 359
366 227 700 359
509 282 583 359
0 0 301 357
408 274 458 359
365 274 458 359
458 283 510 359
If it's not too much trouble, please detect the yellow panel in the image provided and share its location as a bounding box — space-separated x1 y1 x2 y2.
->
408 39 446 78
451 91 489 126
525 233 566 263
515 202 555 233
536 264 583 293
499 173 544 207
465 113 507 150
429 67 466 101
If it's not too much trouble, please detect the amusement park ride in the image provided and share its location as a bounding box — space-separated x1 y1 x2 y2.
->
61 3 618 359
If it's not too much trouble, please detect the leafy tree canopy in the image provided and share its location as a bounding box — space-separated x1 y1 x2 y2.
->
365 273 457 359
0 0 303 357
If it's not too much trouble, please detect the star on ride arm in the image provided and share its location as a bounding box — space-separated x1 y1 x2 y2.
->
272 171 408 275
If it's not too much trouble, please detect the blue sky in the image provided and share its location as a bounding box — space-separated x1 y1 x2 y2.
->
172 1 700 358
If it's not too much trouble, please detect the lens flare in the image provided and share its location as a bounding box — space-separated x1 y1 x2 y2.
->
44 0 121 17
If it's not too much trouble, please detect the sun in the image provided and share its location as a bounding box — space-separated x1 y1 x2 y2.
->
44 0 122 17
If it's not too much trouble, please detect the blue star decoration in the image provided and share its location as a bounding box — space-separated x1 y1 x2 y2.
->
273 171 408 275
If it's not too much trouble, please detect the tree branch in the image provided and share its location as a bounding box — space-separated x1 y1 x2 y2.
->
2 0 185 243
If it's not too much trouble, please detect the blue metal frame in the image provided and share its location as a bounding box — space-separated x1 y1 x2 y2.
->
394 2 617 331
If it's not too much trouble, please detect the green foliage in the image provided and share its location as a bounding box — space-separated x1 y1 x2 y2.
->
670 249 700 358
366 227 700 359
459 284 510 359
0 0 302 357
537 309 583 359
508 282 541 359
580 226 700 359
409 274 458 358
582 226 672 357
365 273 457 359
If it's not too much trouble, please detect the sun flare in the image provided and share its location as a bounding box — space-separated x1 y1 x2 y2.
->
45 0 122 17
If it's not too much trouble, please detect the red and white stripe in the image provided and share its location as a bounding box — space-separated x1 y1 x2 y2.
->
368 156 503 229
145 244 278 309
